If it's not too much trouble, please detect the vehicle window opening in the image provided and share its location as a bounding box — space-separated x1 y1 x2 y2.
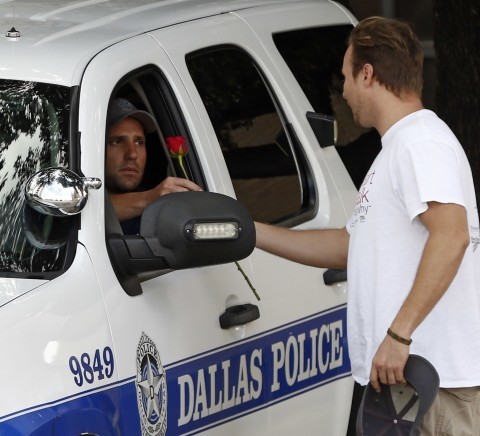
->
186 46 315 224
105 67 207 241
110 69 205 192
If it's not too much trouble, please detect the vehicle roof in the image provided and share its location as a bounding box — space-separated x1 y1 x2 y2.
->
0 0 331 87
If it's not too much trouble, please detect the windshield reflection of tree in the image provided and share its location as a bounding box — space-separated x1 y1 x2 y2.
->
0 80 70 272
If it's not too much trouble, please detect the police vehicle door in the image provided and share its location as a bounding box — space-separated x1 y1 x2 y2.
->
145 5 357 435
80 8 356 436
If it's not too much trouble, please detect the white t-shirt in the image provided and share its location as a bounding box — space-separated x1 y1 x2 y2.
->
346 109 480 387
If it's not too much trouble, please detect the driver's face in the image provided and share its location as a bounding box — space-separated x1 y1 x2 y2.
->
106 117 146 193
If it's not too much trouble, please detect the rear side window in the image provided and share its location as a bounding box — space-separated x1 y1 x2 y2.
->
0 80 74 275
273 25 381 189
187 47 314 224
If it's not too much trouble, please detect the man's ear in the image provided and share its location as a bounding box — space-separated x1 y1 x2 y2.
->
363 63 374 86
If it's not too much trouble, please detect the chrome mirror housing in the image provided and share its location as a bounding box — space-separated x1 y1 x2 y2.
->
25 167 102 216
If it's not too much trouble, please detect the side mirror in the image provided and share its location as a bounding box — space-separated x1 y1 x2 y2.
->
306 112 337 148
107 191 255 296
25 167 102 216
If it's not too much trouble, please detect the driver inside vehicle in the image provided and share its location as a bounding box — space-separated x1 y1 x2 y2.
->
106 98 202 234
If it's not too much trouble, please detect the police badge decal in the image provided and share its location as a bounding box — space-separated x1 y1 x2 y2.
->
136 332 167 436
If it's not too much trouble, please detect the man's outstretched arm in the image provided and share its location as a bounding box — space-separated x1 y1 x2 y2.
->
255 222 350 269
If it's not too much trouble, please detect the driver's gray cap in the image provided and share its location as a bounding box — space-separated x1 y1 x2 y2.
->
108 98 157 133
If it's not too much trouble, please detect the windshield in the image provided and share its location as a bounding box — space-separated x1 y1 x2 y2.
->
0 80 73 275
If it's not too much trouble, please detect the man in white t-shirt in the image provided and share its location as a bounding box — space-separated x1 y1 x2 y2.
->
255 17 480 434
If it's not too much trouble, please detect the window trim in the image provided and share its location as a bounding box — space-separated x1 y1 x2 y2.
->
186 44 317 226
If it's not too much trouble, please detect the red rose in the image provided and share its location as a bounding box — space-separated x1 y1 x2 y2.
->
165 136 188 179
166 136 188 157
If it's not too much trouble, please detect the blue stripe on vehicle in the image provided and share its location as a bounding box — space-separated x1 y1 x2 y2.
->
0 305 350 435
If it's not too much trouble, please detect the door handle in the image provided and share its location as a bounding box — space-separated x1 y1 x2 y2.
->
219 304 260 329
323 268 347 285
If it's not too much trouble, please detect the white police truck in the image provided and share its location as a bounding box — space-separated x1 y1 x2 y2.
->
0 1 365 435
